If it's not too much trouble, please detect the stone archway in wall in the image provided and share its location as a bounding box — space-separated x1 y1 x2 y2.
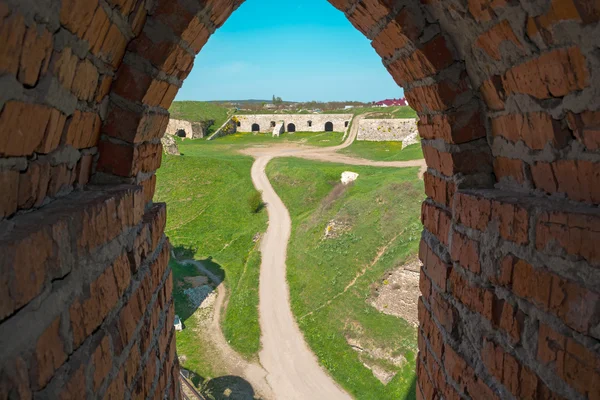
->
325 121 334 131
287 123 296 133
1 0 599 399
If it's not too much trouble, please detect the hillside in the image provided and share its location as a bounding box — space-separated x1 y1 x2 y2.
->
169 101 233 135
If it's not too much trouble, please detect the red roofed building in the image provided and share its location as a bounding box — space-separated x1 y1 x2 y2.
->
373 98 407 107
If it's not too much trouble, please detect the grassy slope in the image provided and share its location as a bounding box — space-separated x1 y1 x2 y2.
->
341 141 424 162
169 101 233 135
326 106 417 119
155 138 267 374
267 158 424 399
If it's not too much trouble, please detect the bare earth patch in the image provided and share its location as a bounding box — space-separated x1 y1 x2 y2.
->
369 259 421 327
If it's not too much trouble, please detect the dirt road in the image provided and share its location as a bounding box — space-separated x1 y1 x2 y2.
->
245 115 426 399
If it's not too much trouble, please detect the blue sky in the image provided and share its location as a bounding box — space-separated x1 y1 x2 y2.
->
175 0 404 102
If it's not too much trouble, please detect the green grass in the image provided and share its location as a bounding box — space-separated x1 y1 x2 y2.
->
267 158 424 399
340 141 424 162
155 139 267 365
211 131 344 147
169 101 233 135
326 106 417 119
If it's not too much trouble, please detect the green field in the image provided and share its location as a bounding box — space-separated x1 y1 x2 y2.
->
326 106 417 119
169 101 233 135
267 158 424 399
158 131 424 397
211 131 344 147
155 138 268 378
341 141 424 162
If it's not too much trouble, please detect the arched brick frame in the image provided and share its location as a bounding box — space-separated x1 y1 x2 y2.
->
0 0 599 399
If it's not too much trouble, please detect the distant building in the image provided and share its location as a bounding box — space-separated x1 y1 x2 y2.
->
373 98 407 107
344 105 354 109
264 103 276 109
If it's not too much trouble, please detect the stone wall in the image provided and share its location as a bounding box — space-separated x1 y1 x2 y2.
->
357 118 419 145
165 118 206 139
235 114 353 133
1 0 599 399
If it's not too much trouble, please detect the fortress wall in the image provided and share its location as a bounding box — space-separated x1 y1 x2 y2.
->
235 114 353 133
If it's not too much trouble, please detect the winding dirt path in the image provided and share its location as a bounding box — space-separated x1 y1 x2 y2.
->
243 114 426 399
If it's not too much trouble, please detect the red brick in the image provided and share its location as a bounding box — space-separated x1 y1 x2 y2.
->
97 140 163 177
92 335 113 391
140 174 157 204
60 0 98 37
532 160 600 203
387 35 454 85
536 209 600 266
63 110 102 149
468 0 507 22
419 239 451 292
567 110 600 150
75 155 93 186
0 217 69 320
494 157 525 184
537 323 600 399
0 12 27 76
422 145 491 177
491 112 570 150
99 24 128 68
83 6 111 54
422 202 451 245
491 199 529 245
502 47 589 99
0 101 55 156
480 76 505 111
453 192 492 231
18 23 53 86
424 172 456 207
70 265 119 348
59 364 86 400
31 317 67 390
476 20 524 60
124 342 141 387
71 59 99 102
449 268 494 320
0 170 19 218
103 369 125 400
406 76 471 113
549 276 600 335
450 230 480 274
104 104 169 143
53 48 78 91
418 108 485 144
0 357 32 400
527 0 583 46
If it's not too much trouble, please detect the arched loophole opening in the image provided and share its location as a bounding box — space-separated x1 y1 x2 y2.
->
176 129 187 138
308 120 312 127
287 123 296 133
252 123 260 132
344 121 349 128
270 121 276 128
324 122 333 132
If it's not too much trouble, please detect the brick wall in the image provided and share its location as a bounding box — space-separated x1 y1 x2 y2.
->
1 0 599 399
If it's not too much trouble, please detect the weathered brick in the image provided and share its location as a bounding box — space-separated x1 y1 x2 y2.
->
450 230 480 274
0 357 32 400
494 157 525 184
536 209 600 266
418 107 485 144
532 160 600 203
567 110 600 150
422 202 451 245
60 0 98 38
0 12 27 76
468 0 507 22
63 110 102 149
31 317 67 390
70 265 119 348
422 145 492 177
491 112 570 150
0 170 19 218
96 140 162 177
19 23 53 86
0 101 53 157
424 172 455 207
502 47 589 99
453 192 492 231
419 239 451 292
104 103 169 143
72 59 99 102
92 335 113 391
480 76 505 111
99 24 128 68
59 364 86 400
476 19 524 60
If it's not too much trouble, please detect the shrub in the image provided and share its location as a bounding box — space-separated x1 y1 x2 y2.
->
248 190 264 213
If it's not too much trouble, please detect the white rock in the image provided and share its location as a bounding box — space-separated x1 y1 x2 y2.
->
341 171 359 185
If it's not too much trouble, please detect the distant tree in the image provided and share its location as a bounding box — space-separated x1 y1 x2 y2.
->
272 95 283 106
